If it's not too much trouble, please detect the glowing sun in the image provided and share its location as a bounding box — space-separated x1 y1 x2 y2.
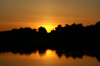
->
43 25 55 33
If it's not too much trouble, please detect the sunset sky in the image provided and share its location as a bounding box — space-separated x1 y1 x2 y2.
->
0 0 100 32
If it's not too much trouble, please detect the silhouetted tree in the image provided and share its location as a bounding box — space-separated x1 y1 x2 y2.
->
71 23 76 27
33 29 37 32
95 21 100 31
55 24 62 32
24 27 32 32
95 21 100 27
38 26 47 34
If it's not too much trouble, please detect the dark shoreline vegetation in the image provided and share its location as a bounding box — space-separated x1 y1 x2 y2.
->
0 22 100 61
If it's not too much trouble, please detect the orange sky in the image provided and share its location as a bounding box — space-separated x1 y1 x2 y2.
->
0 0 100 32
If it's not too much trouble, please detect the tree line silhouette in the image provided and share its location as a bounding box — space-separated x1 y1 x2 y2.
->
0 21 100 51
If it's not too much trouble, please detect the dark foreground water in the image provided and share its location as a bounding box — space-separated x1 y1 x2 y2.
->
0 49 100 66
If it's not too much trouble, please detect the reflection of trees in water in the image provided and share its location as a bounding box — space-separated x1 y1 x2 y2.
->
0 49 100 62
56 51 100 61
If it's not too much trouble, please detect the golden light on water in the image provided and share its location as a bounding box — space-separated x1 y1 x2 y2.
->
33 49 56 57
45 49 56 56
0 49 100 66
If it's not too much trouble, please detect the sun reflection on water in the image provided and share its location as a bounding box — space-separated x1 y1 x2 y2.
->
45 49 56 56
0 49 100 66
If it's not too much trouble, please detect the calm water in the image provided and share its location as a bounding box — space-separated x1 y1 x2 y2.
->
0 49 100 66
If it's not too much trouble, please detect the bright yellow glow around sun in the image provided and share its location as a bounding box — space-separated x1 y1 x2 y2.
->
39 21 56 33
44 25 55 33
